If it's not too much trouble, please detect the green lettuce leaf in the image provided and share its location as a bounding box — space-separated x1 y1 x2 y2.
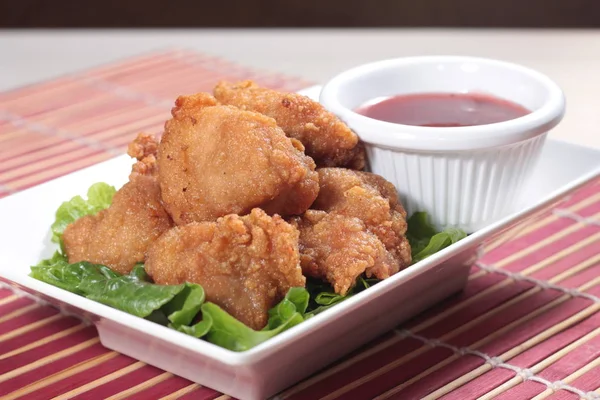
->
163 283 206 326
314 291 345 306
202 287 308 351
264 287 309 330
30 259 204 324
30 251 83 293
305 276 377 317
86 182 116 208
170 315 212 338
407 212 467 263
50 182 116 245
35 250 69 268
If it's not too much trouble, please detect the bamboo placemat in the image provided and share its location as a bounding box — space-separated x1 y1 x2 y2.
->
0 50 599 400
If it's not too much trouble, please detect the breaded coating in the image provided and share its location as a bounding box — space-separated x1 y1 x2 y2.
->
214 80 366 169
313 168 412 275
158 93 319 225
291 211 397 295
128 132 158 161
145 208 306 330
289 169 411 293
63 173 174 275
128 133 160 177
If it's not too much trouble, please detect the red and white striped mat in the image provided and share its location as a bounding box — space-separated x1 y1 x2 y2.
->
1 50 599 400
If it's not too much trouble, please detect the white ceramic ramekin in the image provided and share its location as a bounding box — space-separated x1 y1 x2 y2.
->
320 56 566 232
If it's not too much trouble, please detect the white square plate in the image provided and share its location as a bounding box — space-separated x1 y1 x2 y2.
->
1 86 599 400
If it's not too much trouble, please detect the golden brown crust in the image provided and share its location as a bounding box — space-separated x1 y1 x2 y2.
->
291 210 397 295
214 80 366 169
128 133 160 178
313 168 412 270
290 168 411 293
63 174 174 275
128 132 159 161
145 208 306 330
157 93 319 225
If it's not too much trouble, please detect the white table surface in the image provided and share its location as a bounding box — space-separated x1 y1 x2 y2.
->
1 29 599 148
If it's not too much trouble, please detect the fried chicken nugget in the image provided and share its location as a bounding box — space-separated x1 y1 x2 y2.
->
145 208 306 330
63 133 172 275
63 174 174 275
290 169 411 294
312 168 412 271
214 80 366 169
158 93 319 225
291 211 397 295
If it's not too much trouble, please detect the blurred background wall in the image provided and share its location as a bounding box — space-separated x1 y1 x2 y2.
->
1 0 599 28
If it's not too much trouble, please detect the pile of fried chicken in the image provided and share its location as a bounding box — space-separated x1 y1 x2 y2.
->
62 81 412 330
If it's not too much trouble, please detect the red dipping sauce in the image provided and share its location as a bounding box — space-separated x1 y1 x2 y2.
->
355 92 530 127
